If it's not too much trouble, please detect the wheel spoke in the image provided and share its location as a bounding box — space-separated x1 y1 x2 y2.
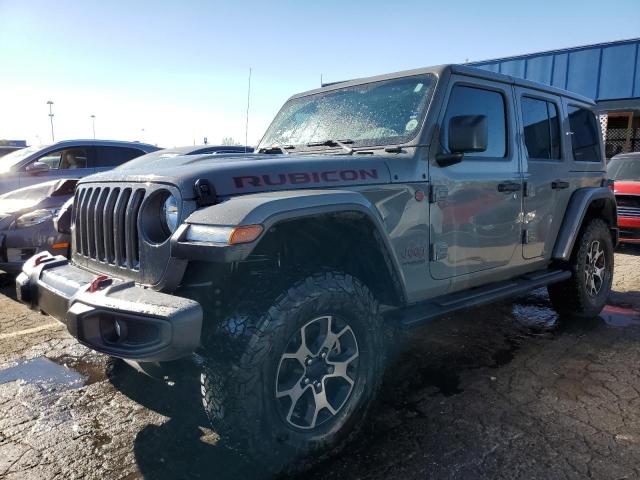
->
310 387 337 429
277 382 312 423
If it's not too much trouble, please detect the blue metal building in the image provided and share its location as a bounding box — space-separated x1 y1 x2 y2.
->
471 38 640 157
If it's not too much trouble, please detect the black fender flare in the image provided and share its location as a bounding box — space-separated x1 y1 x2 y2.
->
170 189 407 303
552 186 618 262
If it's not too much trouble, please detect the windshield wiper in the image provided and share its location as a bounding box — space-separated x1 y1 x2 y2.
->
306 139 354 155
258 143 295 155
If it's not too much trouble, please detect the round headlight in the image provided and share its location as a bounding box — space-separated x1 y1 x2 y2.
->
162 195 179 234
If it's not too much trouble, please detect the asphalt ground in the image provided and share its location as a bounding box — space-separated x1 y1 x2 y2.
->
1 245 639 479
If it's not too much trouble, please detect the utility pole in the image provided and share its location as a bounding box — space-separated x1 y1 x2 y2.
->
245 67 252 153
90 115 96 139
47 101 55 142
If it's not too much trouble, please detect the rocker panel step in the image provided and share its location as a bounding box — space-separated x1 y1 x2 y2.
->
387 268 571 328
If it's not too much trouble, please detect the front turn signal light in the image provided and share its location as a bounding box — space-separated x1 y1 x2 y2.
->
229 225 263 245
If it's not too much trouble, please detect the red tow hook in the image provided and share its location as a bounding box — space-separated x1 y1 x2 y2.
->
87 274 112 293
33 253 50 266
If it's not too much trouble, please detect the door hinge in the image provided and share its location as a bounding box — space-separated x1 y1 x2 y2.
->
430 242 448 261
522 229 536 244
524 182 535 198
429 185 448 203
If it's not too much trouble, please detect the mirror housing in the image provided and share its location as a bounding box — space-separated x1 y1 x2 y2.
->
25 162 50 175
435 115 488 168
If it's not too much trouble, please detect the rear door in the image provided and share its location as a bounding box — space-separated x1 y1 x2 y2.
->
429 78 522 279
93 146 147 173
515 88 570 259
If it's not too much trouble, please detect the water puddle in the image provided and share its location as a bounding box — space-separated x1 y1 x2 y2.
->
600 305 640 327
0 355 106 389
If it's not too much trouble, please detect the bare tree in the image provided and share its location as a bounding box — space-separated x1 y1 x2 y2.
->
221 137 241 146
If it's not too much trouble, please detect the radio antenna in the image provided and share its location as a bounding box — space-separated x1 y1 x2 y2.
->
245 67 252 153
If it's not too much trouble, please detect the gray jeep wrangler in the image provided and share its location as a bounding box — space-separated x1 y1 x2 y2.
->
17 64 617 472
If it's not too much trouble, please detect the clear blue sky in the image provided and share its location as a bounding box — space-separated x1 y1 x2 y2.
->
1 0 638 146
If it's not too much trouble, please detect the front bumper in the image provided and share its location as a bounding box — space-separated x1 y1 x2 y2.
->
16 253 203 362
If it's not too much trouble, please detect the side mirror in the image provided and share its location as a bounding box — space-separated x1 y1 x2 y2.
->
25 162 50 175
436 115 488 167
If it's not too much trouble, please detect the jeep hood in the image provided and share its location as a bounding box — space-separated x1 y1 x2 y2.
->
79 153 392 198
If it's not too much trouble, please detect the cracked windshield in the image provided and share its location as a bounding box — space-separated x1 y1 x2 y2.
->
260 75 436 149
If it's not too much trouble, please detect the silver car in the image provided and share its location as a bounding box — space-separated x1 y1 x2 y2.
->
0 139 159 195
0 179 77 272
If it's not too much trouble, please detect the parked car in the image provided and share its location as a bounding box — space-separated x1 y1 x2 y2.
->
0 145 24 158
0 139 159 195
0 178 77 272
608 152 640 243
17 64 617 474
116 144 253 170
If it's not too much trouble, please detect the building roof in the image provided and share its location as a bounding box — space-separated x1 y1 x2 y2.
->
470 38 640 102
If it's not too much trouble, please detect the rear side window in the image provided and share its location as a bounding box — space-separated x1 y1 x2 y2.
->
521 97 561 160
568 106 602 162
94 147 145 168
443 85 507 158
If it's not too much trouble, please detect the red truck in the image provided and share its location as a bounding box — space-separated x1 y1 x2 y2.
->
608 152 640 244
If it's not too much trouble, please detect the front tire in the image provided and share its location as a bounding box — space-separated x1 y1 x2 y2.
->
201 271 385 473
548 218 614 318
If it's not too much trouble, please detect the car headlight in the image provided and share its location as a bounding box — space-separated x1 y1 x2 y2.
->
16 208 59 228
162 195 179 234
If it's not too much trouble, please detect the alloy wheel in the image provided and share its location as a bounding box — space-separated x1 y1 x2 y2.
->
275 315 360 430
584 240 606 297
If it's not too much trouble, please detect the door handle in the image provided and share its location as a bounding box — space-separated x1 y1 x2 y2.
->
551 180 570 190
497 182 521 193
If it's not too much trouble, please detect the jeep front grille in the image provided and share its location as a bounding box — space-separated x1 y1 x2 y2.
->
73 186 145 269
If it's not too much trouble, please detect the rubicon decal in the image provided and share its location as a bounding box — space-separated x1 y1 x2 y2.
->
233 169 379 188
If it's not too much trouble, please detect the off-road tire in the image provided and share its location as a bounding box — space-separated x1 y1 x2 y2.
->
200 271 385 474
548 218 614 318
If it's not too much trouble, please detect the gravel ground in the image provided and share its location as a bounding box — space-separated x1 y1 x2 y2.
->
0 245 639 480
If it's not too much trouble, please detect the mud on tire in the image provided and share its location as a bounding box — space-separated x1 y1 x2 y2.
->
200 271 386 474
548 218 614 318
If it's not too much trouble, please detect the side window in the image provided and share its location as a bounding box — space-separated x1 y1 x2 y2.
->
568 106 602 162
442 85 507 158
36 148 88 170
94 147 145 168
521 97 562 160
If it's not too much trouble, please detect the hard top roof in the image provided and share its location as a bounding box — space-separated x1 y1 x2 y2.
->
294 64 596 106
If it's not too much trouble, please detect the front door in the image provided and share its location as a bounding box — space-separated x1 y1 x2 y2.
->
515 88 570 259
19 147 95 188
429 78 522 280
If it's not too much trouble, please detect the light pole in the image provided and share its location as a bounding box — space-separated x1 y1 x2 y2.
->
47 101 55 142
90 115 96 139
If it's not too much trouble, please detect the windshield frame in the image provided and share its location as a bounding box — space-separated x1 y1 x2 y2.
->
0 145 45 173
257 73 438 153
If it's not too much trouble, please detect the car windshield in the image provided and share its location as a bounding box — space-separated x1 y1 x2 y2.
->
0 145 46 173
607 157 640 181
259 74 436 151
